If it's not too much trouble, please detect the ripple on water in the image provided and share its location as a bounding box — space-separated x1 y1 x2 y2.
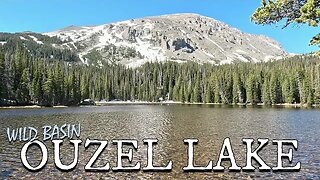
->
0 105 319 179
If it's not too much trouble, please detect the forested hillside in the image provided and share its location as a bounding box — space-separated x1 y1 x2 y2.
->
0 42 319 106
0 32 80 62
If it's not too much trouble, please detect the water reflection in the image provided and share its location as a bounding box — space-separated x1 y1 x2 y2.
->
0 105 319 179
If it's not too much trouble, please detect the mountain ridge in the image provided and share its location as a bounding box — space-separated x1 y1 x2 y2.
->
1 13 288 67
44 13 287 67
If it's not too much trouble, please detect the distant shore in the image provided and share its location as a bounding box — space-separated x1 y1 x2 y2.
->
96 100 319 108
0 105 68 109
1 101 318 109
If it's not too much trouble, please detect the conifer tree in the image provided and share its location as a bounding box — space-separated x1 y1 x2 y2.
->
252 0 320 53
173 75 181 101
205 82 212 103
193 74 201 103
16 69 30 104
270 72 282 104
180 82 186 103
0 51 6 101
43 69 54 105
262 76 271 105
246 73 257 104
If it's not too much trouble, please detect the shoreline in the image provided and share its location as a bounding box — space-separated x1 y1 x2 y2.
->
96 101 319 108
0 101 319 109
0 105 68 109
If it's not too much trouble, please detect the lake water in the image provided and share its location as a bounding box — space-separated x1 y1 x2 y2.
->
0 105 319 179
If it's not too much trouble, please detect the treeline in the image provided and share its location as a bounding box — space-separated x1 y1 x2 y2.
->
0 45 320 106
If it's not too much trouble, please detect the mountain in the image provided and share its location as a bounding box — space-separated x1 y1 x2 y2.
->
0 13 287 67
43 13 287 67
2 13 319 107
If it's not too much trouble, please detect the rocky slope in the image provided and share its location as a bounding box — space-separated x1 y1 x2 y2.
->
44 13 287 67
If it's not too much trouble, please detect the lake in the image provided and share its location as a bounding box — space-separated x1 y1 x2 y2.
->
0 105 319 179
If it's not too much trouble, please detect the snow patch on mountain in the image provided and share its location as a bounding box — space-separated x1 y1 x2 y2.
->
29 35 44 44
20 36 27 41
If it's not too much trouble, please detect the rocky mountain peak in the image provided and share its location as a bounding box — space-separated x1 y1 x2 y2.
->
44 13 287 67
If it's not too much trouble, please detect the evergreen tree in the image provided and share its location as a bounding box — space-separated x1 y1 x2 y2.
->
0 51 6 101
180 82 185 103
233 72 245 104
262 76 271 105
205 82 212 103
213 74 220 103
173 75 181 101
16 69 30 104
270 72 282 104
252 0 320 53
43 69 54 106
193 74 201 103
54 62 64 104
0 43 319 107
246 73 258 104
31 61 43 104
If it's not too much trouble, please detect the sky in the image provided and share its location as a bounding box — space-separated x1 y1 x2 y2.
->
0 0 318 54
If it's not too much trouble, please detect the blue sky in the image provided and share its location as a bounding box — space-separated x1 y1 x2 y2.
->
0 0 318 54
